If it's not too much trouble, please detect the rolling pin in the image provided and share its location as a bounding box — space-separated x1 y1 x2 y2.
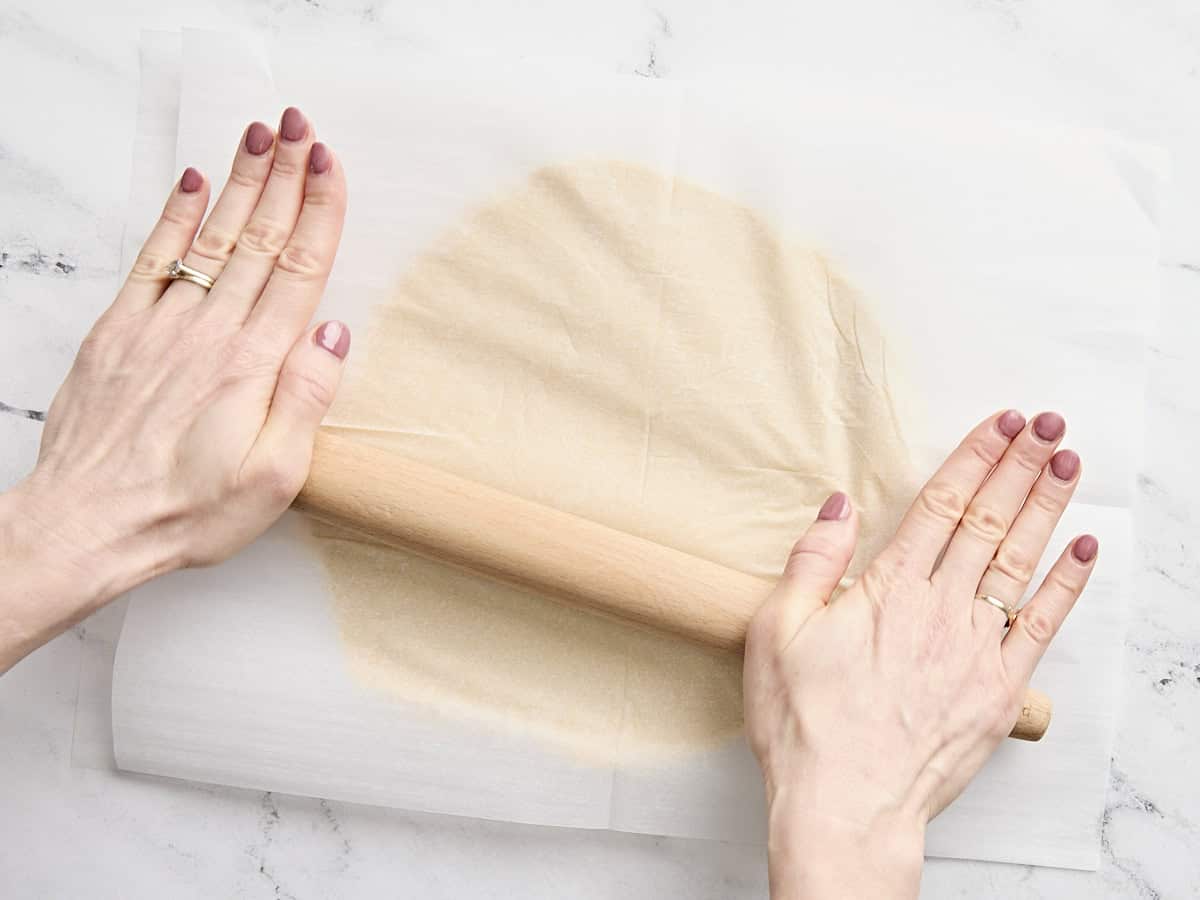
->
294 429 1052 741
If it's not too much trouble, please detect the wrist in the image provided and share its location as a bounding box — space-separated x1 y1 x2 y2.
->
14 463 177 596
766 786 925 900
0 469 172 669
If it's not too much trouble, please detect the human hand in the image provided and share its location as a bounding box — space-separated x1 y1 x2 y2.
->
744 410 1096 899
3 108 348 666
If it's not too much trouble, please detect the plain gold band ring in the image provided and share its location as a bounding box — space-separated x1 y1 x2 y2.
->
166 259 215 291
975 593 1017 629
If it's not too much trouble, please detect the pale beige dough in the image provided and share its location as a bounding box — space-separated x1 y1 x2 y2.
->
314 160 918 765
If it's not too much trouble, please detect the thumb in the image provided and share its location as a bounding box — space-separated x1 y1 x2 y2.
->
763 492 860 639
253 320 350 497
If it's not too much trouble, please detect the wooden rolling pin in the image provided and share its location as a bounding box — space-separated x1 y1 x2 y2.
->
294 429 1052 741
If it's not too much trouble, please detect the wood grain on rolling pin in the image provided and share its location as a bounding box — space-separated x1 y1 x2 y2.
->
295 429 1052 741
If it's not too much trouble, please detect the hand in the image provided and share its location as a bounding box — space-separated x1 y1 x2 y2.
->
744 410 1097 899
2 108 348 669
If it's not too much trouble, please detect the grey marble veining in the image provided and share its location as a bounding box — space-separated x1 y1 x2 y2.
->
1 1 1198 897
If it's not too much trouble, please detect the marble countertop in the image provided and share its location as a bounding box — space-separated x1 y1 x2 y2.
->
1 1 1197 897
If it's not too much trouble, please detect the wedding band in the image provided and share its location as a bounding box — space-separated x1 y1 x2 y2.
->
166 259 215 291
975 593 1016 629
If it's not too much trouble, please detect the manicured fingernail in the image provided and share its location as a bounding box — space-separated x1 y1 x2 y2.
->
817 491 850 521
180 167 203 193
1050 449 1080 481
245 121 274 156
1072 534 1098 563
1033 412 1065 442
997 409 1026 439
281 106 307 142
315 321 350 359
309 142 332 175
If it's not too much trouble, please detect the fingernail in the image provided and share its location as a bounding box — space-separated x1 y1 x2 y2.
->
180 167 203 193
1072 534 1098 563
281 106 307 142
309 142 332 175
997 409 1026 439
1050 449 1080 481
315 321 350 359
245 121 274 156
817 491 850 521
1033 412 1065 443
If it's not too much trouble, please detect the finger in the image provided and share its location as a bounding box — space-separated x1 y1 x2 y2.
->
1001 535 1098 683
108 167 210 317
971 449 1081 628
164 121 277 313
244 142 346 354
936 412 1066 585
209 107 315 323
755 492 859 645
248 321 351 503
879 409 1026 577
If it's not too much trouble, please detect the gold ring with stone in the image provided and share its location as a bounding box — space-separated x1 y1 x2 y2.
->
975 593 1016 629
166 259 215 291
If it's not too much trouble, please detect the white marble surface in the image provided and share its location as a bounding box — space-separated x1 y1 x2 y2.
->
0 1 1197 897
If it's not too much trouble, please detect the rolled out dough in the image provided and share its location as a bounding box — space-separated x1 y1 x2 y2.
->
315 160 917 765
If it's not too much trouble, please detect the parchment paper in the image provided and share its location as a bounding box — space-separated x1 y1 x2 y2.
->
111 30 1160 869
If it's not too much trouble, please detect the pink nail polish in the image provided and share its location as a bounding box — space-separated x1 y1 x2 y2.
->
817 491 850 521
997 409 1026 439
315 321 350 359
1050 449 1080 481
309 142 332 175
180 167 203 193
280 106 307 142
245 121 274 156
1072 534 1098 563
1033 411 1065 442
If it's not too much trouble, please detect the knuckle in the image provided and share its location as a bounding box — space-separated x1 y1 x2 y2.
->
921 602 953 645
1044 568 1080 596
227 167 265 190
1016 606 1057 647
73 333 108 370
281 367 334 412
989 542 1037 584
917 481 969 525
960 503 1010 544
268 155 304 178
191 227 239 263
301 186 344 209
159 207 195 229
858 562 896 605
166 327 206 358
275 243 328 280
129 250 173 281
256 459 303 506
220 335 280 380
966 435 1004 468
1010 444 1046 474
238 219 292 257
783 534 841 578
1029 490 1063 517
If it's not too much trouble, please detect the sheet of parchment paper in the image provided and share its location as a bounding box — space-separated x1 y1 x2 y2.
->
111 30 1160 869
